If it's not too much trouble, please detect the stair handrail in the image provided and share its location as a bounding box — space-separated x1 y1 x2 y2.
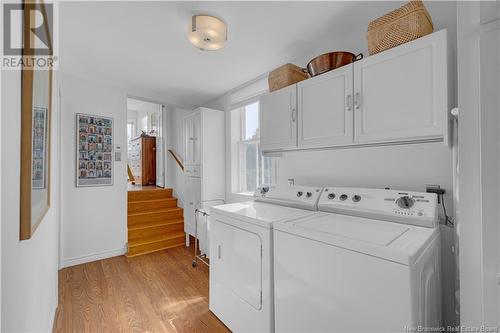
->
127 164 135 183
168 149 185 171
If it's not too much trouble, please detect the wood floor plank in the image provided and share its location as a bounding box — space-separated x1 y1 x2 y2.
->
53 245 231 333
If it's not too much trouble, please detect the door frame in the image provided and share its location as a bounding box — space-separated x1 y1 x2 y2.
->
125 95 170 188
457 2 500 327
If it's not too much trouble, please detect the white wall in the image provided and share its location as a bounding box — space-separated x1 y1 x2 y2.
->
60 73 128 268
1 70 60 332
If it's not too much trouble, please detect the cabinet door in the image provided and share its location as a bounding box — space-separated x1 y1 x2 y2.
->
192 111 202 165
260 85 297 151
184 115 193 164
184 176 201 236
354 30 447 143
298 65 354 148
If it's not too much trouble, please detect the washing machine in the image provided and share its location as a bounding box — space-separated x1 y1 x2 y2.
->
209 185 323 333
273 187 441 333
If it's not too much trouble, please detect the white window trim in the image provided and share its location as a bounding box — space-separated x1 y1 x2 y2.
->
127 120 136 140
230 98 277 197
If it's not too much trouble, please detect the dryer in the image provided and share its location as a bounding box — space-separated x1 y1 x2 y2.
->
273 187 441 332
209 185 323 333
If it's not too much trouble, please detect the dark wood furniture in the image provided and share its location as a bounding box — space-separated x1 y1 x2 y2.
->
128 135 156 185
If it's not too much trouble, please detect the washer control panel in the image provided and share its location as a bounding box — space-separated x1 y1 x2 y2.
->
318 187 438 228
255 184 323 210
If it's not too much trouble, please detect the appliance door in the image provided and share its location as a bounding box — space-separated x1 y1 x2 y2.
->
273 229 413 332
210 216 272 333
212 220 262 310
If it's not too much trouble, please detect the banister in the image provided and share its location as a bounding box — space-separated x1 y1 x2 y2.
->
168 149 185 171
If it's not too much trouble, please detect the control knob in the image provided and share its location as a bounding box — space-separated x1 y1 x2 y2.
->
306 192 312 198
340 194 348 201
396 196 415 209
327 193 336 200
297 191 303 197
352 195 361 202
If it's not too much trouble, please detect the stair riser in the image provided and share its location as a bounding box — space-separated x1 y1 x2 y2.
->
128 223 184 242
128 210 183 226
127 236 185 257
128 199 177 213
128 189 173 202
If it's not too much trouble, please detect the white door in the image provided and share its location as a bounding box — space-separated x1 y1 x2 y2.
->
457 1 500 327
260 84 297 151
184 176 201 236
184 115 193 164
192 111 202 165
211 220 262 310
298 65 354 148
354 30 448 143
156 105 165 187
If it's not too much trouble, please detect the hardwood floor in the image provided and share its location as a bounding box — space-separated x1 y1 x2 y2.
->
53 246 231 333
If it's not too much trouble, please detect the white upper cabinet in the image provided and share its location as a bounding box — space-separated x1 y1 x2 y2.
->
353 30 448 143
184 111 202 165
183 115 194 164
260 84 297 151
298 65 354 148
192 111 202 165
260 30 448 152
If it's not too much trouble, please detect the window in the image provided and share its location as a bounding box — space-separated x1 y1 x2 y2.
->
127 121 135 141
231 101 275 194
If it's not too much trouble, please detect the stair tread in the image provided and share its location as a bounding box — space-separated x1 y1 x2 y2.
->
127 189 174 201
128 231 185 247
126 241 184 258
128 218 184 231
128 198 177 204
127 207 183 217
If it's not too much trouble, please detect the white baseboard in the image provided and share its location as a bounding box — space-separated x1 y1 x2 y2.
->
60 246 127 269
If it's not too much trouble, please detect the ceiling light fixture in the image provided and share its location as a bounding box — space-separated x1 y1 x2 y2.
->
188 15 227 51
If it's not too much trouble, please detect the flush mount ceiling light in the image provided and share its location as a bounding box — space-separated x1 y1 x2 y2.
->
188 15 227 51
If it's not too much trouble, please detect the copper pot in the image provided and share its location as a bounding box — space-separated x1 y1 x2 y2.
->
303 52 363 77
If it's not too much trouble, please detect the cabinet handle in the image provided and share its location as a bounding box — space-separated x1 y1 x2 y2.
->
218 245 222 259
346 94 353 111
354 92 361 109
291 108 296 122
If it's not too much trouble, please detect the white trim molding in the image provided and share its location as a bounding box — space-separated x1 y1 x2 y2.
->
60 246 127 269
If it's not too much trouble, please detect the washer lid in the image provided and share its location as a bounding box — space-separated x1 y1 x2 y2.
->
211 201 316 228
295 214 409 246
275 213 438 265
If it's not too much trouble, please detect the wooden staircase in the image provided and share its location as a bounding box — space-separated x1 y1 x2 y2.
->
127 188 185 257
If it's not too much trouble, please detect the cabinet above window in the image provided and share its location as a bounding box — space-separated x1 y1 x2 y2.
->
260 29 449 153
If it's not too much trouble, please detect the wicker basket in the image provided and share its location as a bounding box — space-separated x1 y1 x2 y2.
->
268 63 309 92
367 0 434 55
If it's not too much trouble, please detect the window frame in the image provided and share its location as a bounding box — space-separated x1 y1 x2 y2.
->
230 99 276 196
127 120 136 141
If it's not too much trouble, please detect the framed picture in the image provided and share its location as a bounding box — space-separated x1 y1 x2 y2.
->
19 1 53 240
76 113 114 187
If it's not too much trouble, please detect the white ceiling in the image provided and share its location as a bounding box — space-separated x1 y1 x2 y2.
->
60 1 456 108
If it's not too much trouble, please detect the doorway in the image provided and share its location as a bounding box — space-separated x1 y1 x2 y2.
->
126 97 166 189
